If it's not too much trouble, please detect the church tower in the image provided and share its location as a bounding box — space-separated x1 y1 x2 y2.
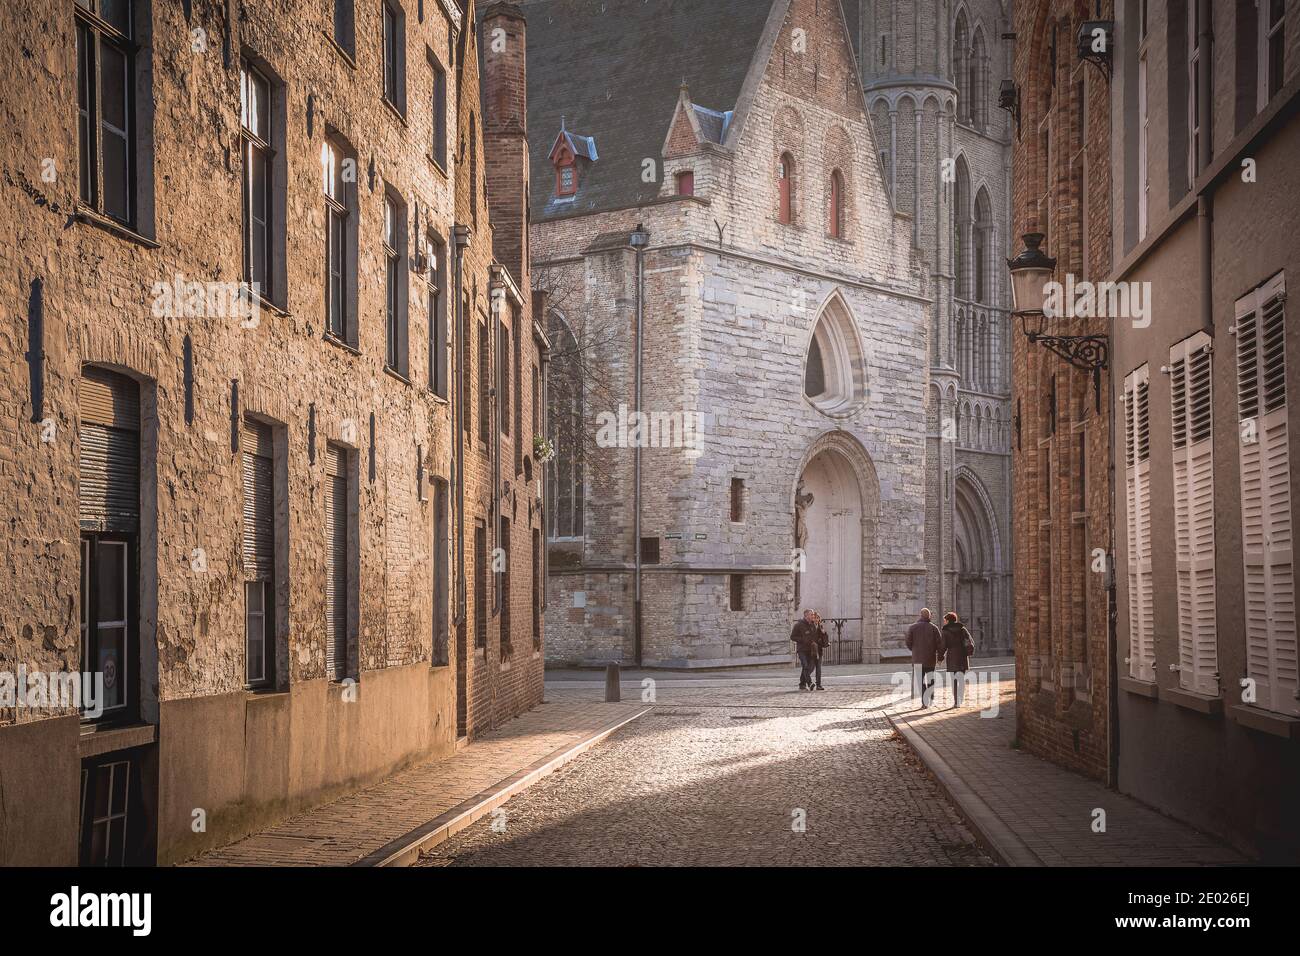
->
854 0 1015 652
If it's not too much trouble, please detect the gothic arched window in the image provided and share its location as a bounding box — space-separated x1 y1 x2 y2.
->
829 168 845 238
778 152 796 224
546 316 583 539
803 295 866 417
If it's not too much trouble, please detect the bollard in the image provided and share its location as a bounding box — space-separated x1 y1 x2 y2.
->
604 662 621 702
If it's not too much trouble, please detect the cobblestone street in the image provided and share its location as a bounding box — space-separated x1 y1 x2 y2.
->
416 681 993 867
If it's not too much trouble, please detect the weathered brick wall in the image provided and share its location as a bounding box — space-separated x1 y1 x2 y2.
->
1010 0 1114 783
460 0 544 733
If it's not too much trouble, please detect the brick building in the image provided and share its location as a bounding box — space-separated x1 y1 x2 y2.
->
0 0 541 865
1009 0 1115 781
1106 0 1300 860
530 0 933 667
854 0 1016 655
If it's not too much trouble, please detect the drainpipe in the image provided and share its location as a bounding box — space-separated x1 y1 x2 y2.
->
453 225 469 625
630 225 649 666
491 277 502 619
1196 0 1214 336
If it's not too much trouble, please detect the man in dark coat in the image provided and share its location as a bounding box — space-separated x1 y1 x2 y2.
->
790 609 826 691
905 608 944 708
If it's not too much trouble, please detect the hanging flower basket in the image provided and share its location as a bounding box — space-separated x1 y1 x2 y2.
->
533 436 556 464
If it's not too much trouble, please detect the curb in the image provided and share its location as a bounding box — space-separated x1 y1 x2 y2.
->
887 710 1043 867
354 704 653 867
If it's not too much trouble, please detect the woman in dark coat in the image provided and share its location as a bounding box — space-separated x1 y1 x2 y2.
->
941 612 974 707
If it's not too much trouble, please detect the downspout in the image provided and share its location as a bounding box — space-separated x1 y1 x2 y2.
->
1196 0 1214 336
491 280 502 620
630 225 649 666
453 225 469 625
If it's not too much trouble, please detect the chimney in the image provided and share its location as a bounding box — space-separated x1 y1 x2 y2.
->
481 2 529 291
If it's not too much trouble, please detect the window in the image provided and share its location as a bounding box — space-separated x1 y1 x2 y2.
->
79 755 138 866
1259 0 1286 109
462 292 472 435
803 297 866 416
499 319 511 436
478 320 490 444
428 235 447 397
1124 365 1154 682
324 443 353 681
75 0 138 225
1188 2 1202 184
240 62 274 299
1170 333 1217 696
548 319 584 539
729 574 744 611
676 170 694 196
382 0 405 113
556 152 576 195
79 367 141 722
474 521 487 649
433 478 449 666
532 528 542 649
384 192 408 375
242 419 276 687
499 516 512 654
431 56 447 167
1137 48 1150 241
640 537 660 564
828 169 844 238
730 478 745 523
1236 273 1297 716
470 113 479 226
322 136 356 344
778 152 795 224
333 0 355 56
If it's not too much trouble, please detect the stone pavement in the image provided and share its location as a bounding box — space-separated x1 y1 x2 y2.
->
416 682 994 866
888 677 1249 865
185 699 650 866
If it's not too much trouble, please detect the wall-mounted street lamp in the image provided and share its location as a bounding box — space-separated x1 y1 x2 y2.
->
997 79 1020 138
1076 20 1115 80
1008 233 1108 409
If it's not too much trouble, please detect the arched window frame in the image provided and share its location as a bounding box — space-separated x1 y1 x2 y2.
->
828 168 845 238
778 151 796 224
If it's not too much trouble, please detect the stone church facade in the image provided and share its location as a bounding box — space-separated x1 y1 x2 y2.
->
854 0 1015 654
530 0 937 667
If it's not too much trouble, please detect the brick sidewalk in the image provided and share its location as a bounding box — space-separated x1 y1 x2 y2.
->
889 679 1248 866
185 699 650 867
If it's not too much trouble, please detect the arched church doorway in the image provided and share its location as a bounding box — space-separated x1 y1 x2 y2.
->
953 472 1001 653
795 448 862 650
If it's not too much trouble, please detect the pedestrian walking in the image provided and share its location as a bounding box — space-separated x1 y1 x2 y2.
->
905 608 944 708
790 609 827 691
940 612 976 708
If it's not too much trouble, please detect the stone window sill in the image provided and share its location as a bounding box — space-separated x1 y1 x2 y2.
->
1118 675 1158 698
323 332 362 356
75 205 159 248
78 721 156 758
1162 685 1223 716
322 32 357 70
1229 704 1300 740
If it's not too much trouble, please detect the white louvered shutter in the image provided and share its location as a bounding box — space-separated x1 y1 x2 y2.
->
1237 275 1299 716
1171 333 1218 695
1125 365 1155 682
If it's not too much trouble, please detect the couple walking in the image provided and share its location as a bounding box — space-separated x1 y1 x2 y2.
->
905 608 975 708
790 608 829 691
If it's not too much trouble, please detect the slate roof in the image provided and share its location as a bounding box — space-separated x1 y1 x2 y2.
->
525 0 779 220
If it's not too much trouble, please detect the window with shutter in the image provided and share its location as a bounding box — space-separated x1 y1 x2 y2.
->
79 367 141 722
1236 273 1298 716
1170 333 1218 695
324 444 351 681
1124 365 1155 681
242 420 275 686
